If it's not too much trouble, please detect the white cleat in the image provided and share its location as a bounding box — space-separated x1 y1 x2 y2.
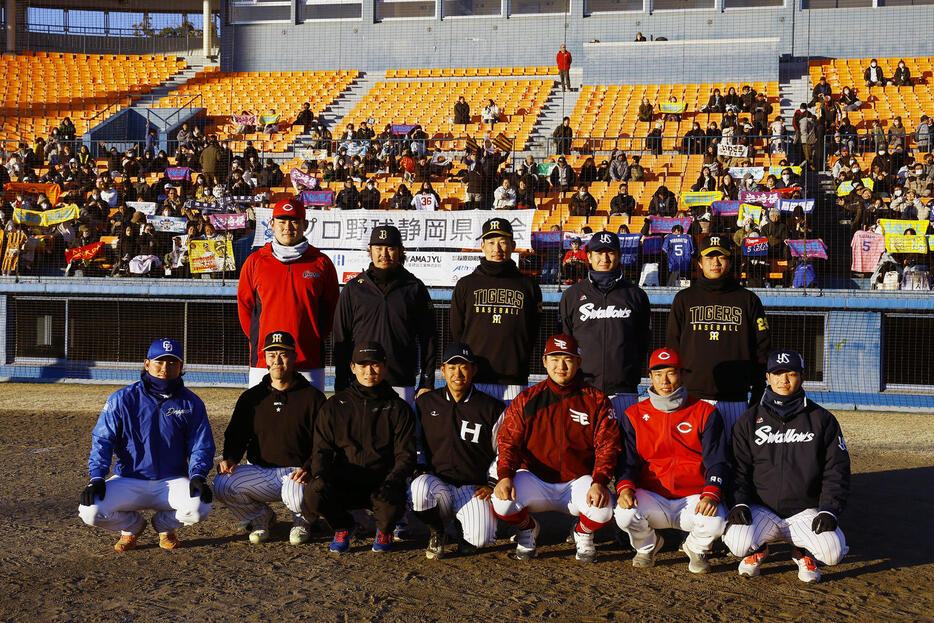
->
573 530 596 563
514 519 540 561
792 548 821 583
632 535 665 568
738 545 769 578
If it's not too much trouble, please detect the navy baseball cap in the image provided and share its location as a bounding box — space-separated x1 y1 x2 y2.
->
699 234 732 257
147 338 182 361
442 342 476 365
263 330 296 351
767 349 805 374
352 342 387 364
586 230 620 253
370 225 403 246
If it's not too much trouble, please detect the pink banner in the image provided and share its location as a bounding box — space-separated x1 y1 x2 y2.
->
290 168 319 190
738 191 781 207
166 167 191 181
786 238 828 260
209 213 248 230
230 114 257 126
649 216 693 234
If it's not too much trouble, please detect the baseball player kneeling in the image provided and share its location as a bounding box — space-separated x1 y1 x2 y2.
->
411 343 505 559
492 334 620 563
78 339 215 552
214 331 326 546
614 347 729 573
723 349 850 583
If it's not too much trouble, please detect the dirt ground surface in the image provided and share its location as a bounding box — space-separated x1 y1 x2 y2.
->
1 383 932 623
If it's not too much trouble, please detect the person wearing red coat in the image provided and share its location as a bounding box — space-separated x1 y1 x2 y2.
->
557 45 572 92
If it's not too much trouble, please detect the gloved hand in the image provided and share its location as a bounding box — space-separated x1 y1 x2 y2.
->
812 511 837 534
79 480 106 506
189 476 213 503
726 504 752 528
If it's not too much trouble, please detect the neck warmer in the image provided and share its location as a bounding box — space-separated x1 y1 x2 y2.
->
479 258 516 277
589 268 622 293
762 387 807 420
271 238 309 263
352 380 396 400
647 385 688 413
368 263 403 294
141 371 184 399
697 273 738 293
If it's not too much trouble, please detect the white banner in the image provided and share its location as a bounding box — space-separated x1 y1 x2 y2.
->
717 143 749 158
127 201 157 216
252 208 535 250
323 249 514 286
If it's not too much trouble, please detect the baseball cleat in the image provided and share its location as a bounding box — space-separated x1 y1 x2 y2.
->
738 545 769 578
425 530 447 560
114 532 140 552
235 520 253 535
289 524 311 546
632 535 664 568
573 530 597 563
372 529 393 553
681 542 711 574
158 532 181 550
792 549 821 583
329 528 354 554
455 538 478 556
248 508 275 544
514 519 540 561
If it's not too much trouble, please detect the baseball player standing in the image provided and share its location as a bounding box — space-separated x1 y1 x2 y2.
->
303 342 416 554
333 225 437 406
451 217 542 403
411 342 505 559
238 196 339 390
78 339 214 551
723 349 850 583
560 230 651 417
214 331 326 546
665 234 771 433
614 347 729 573
492 334 621 563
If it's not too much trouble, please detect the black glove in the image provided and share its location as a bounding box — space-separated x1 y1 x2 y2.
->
812 511 837 534
189 476 213 503
726 505 752 528
79 480 106 506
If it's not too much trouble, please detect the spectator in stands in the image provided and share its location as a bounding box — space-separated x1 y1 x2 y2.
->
227 170 252 196
663 95 682 123
578 157 598 184
569 184 597 217
516 179 536 210
871 145 892 175
258 159 285 188
550 156 576 192
752 94 773 136
740 85 757 113
629 155 645 181
648 186 677 217
414 155 432 183
482 100 500 130
701 89 724 113
831 147 857 182
681 122 705 155
111 224 137 277
610 183 636 217
560 238 587 284
646 122 664 156
151 149 168 175
390 184 413 210
809 77 832 107
407 125 428 157
262 109 279 135
761 208 790 257
413 182 440 211
868 164 892 196
176 122 193 147
869 119 886 152
334 155 351 182
724 87 741 114
796 110 818 171
893 60 912 87
916 115 931 153
609 152 629 182
398 149 416 183
888 117 908 151
454 96 471 125
336 179 361 210
864 60 886 87
638 97 654 124
701 145 720 179
321 161 337 183
691 166 717 192
293 103 318 134
360 179 381 210
191 174 210 202
762 174 780 192
557 44 573 92
553 117 573 156
892 189 928 220
837 87 861 113
906 163 932 197
739 173 760 193
356 122 376 141
493 178 518 210
58 117 77 142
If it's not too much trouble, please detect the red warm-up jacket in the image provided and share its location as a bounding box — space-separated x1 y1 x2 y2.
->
237 243 339 370
557 51 572 71
616 392 730 502
496 374 620 486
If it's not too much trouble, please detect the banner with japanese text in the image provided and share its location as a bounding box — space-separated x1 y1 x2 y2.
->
188 239 236 273
4 182 61 206
65 241 104 264
738 191 781 207
777 198 816 214
209 213 249 230
878 219 930 236
717 144 748 158
885 235 928 254
148 215 188 233
649 216 693 234
681 191 722 207
290 169 319 189
324 249 511 286
743 237 769 256
786 239 829 259
711 200 741 217
728 167 765 181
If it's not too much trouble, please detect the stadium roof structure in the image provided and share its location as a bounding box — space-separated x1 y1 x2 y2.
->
23 0 218 12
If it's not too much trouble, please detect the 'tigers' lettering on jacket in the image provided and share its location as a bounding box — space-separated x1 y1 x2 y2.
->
688 304 744 336
472 287 525 323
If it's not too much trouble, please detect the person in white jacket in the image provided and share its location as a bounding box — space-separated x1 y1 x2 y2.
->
492 178 517 210
481 100 500 130
412 183 440 211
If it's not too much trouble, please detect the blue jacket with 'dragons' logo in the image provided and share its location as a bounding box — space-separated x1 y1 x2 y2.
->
88 374 215 481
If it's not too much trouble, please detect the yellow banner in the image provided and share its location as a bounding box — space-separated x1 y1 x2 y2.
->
878 219 929 236
737 203 763 224
885 235 928 254
682 191 722 207
13 204 79 227
836 177 874 196
188 239 235 273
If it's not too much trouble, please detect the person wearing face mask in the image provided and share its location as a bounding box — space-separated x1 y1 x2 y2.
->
863 59 886 88
905 162 932 197
681 123 705 155
359 178 381 209
569 183 597 217
916 115 931 154
780 167 800 188
839 86 861 113
691 166 717 192
892 60 912 87
870 146 892 176
336 178 361 209
724 349 850 584
332 225 437 405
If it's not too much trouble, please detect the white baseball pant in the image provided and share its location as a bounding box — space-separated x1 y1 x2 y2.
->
475 383 524 405
248 367 324 391
723 505 848 566
701 399 749 438
78 475 211 534
614 489 726 554
491 471 615 530
609 393 640 423
213 465 306 526
410 474 496 548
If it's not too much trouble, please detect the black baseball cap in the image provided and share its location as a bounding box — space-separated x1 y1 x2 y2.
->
767 349 805 374
442 342 476 365
478 217 513 240
263 330 296 351
370 225 403 246
352 342 387 364
699 234 732 257
586 230 620 253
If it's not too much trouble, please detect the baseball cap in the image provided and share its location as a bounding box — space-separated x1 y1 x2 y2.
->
147 338 182 361
352 341 387 364
543 334 581 357
370 225 403 246
272 196 305 220
767 349 805 374
699 234 732 257
586 230 620 253
478 217 513 240
441 342 476 365
649 347 682 370
262 330 296 351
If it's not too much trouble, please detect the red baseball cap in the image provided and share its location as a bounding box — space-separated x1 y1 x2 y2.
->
272 196 305 220
649 347 682 370
543 334 581 357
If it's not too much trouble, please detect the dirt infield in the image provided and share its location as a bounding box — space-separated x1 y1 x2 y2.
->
1 383 932 622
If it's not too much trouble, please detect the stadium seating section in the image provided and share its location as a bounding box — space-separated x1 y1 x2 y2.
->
385 66 557 78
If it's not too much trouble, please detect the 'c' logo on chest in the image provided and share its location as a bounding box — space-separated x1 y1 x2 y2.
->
676 422 693 434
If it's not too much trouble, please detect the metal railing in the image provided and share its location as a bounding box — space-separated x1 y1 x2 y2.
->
21 23 213 57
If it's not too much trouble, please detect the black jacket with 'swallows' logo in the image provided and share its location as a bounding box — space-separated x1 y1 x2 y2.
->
560 273 651 395
665 275 771 402
451 259 542 385
730 391 850 518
